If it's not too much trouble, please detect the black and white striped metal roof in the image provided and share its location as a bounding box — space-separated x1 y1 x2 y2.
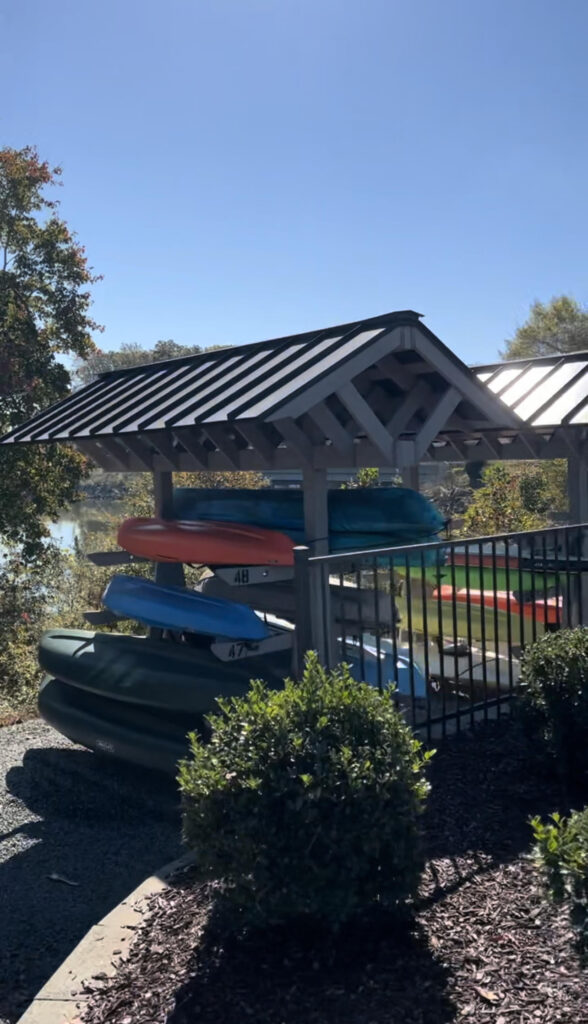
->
1 309 568 472
475 352 588 427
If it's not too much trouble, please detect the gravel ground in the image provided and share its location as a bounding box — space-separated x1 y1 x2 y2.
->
0 719 182 1024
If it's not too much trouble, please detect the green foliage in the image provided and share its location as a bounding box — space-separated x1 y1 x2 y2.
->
502 295 588 359
341 467 383 488
0 145 100 554
0 544 93 714
424 466 472 525
532 808 588 945
461 462 565 537
74 339 205 387
179 651 432 931
519 628 588 787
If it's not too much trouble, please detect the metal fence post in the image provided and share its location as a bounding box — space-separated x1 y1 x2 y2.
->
293 545 313 678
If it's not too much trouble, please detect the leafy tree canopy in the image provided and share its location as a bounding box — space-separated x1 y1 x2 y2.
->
502 296 588 360
0 146 100 556
461 461 567 537
74 338 209 387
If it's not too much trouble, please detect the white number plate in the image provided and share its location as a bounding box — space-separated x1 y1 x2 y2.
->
211 631 293 661
214 566 294 586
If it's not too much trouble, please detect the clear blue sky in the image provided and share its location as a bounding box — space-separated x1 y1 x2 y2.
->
3 0 587 363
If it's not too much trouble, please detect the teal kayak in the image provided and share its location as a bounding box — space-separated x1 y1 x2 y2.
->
102 575 270 640
172 486 444 546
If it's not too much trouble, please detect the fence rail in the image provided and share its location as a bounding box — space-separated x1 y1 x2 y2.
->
294 523 588 740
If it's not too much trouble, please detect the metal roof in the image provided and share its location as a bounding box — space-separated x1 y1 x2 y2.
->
0 310 545 472
474 351 588 428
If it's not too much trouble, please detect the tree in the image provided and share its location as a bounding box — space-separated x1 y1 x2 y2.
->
502 296 588 360
0 146 100 555
461 462 566 537
74 339 205 387
424 466 472 525
75 339 232 387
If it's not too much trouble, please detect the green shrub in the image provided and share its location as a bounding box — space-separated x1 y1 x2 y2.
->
532 809 588 945
518 627 588 787
178 651 432 931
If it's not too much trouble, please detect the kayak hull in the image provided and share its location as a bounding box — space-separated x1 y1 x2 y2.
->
102 574 270 639
172 486 444 545
39 677 199 775
38 630 291 714
117 518 295 566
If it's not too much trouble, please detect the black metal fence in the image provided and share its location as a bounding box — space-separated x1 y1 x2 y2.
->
294 523 588 740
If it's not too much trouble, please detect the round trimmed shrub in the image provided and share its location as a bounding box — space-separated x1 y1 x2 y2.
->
519 627 588 786
532 808 588 945
178 651 432 930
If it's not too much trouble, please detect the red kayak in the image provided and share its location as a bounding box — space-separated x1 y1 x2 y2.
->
117 518 295 566
437 584 560 624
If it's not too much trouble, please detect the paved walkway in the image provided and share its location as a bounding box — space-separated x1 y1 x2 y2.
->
0 721 182 1024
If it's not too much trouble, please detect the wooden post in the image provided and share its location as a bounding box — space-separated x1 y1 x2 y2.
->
401 465 420 491
152 470 185 590
566 457 588 626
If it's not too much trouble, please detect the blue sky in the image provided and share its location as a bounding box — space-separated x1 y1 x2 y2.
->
3 0 587 364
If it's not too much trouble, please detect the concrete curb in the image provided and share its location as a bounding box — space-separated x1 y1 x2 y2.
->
17 852 196 1024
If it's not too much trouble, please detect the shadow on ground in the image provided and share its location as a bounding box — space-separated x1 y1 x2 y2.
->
1 745 181 1024
167 915 456 1024
422 718 566 864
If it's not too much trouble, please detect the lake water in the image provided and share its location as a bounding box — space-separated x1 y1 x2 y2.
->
49 518 80 549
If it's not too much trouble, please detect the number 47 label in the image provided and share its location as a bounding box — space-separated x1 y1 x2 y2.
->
211 631 293 662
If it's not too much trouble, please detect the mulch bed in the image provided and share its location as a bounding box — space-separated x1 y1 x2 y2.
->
80 721 588 1023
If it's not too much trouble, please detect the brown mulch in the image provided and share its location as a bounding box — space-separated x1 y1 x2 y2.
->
79 722 588 1024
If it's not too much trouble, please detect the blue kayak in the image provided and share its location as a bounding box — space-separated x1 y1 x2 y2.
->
172 487 444 546
102 575 270 640
343 640 428 697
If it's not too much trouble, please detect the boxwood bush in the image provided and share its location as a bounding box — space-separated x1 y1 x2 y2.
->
519 627 588 787
532 808 588 946
178 651 432 930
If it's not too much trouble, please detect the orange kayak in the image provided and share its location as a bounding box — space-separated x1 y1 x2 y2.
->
437 584 560 624
117 518 295 566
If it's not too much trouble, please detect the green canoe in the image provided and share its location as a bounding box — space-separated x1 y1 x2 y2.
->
39 677 197 774
38 629 291 715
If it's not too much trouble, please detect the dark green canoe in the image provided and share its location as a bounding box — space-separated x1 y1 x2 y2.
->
38 629 291 715
39 677 198 774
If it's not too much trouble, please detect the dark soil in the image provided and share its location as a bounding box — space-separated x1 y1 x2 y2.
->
80 721 588 1023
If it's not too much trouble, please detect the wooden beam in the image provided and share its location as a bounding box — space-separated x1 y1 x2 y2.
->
86 550 149 566
307 402 354 455
336 382 393 461
273 417 315 466
376 353 421 392
414 387 461 459
385 380 430 435
234 421 277 466
201 423 243 469
172 429 209 469
141 431 182 471
75 438 129 471
116 434 157 470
